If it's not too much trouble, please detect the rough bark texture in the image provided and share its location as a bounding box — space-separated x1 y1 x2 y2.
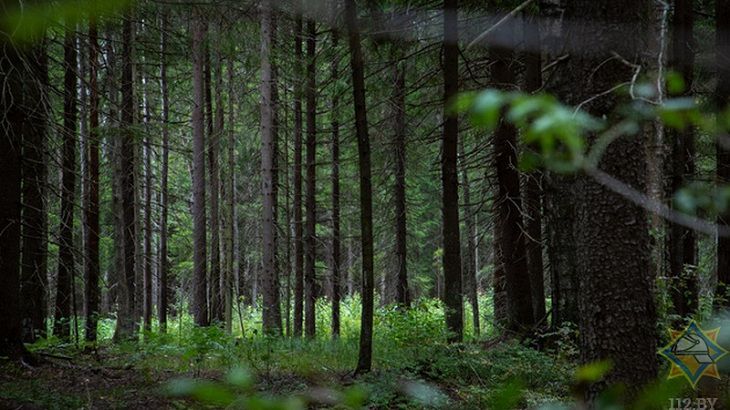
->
55 27 77 340
441 0 463 343
85 18 101 342
293 13 305 337
667 0 697 317
304 19 317 339
159 10 170 333
393 46 410 308
716 0 730 308
261 0 282 334
345 0 375 374
115 12 138 340
191 10 210 327
20 37 49 343
552 0 658 400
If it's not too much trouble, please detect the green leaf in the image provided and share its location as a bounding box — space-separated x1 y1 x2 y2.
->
469 89 506 129
666 71 686 95
575 360 613 383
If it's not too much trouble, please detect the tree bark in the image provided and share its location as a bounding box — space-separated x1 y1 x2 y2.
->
551 0 658 400
261 0 283 334
304 19 317 339
191 9 210 327
393 45 410 308
442 0 463 343
55 26 77 340
345 0 375 374
115 11 138 340
522 11 546 325
715 0 730 308
85 17 101 342
331 29 342 338
491 42 534 333
20 36 49 343
459 141 479 336
1 16 37 360
667 0 697 317
293 12 305 338
224 53 236 332
158 10 170 333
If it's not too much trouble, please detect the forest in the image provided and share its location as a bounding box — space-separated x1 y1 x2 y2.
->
2 0 730 408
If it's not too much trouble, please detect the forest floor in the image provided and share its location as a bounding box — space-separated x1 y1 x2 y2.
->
0 335 573 409
2 300 724 409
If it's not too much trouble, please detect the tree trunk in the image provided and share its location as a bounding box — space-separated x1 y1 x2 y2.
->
224 53 236 332
20 37 49 343
304 19 317 339
331 29 342 338
115 11 138 340
490 38 535 333
1 18 36 360
345 0 375 374
715 0 730 308
207 37 224 324
260 0 282 334
459 141 479 336
142 68 153 334
442 0 463 343
85 17 101 342
666 0 697 318
191 9 209 327
158 10 170 333
522 12 546 325
552 0 658 400
393 45 410 308
293 12 305 338
55 26 77 340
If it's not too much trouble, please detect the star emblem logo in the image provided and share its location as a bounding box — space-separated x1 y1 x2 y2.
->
658 321 728 388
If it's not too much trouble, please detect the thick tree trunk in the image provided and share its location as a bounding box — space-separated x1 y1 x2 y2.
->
304 19 317 339
158 10 170 333
261 0 282 334
551 0 658 400
55 26 77 340
115 12 138 340
331 29 342 338
191 9 209 327
715 0 730 308
346 0 375 374
393 46 410 308
293 13 305 338
1 21 36 360
442 0 463 343
85 18 101 342
20 38 49 343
